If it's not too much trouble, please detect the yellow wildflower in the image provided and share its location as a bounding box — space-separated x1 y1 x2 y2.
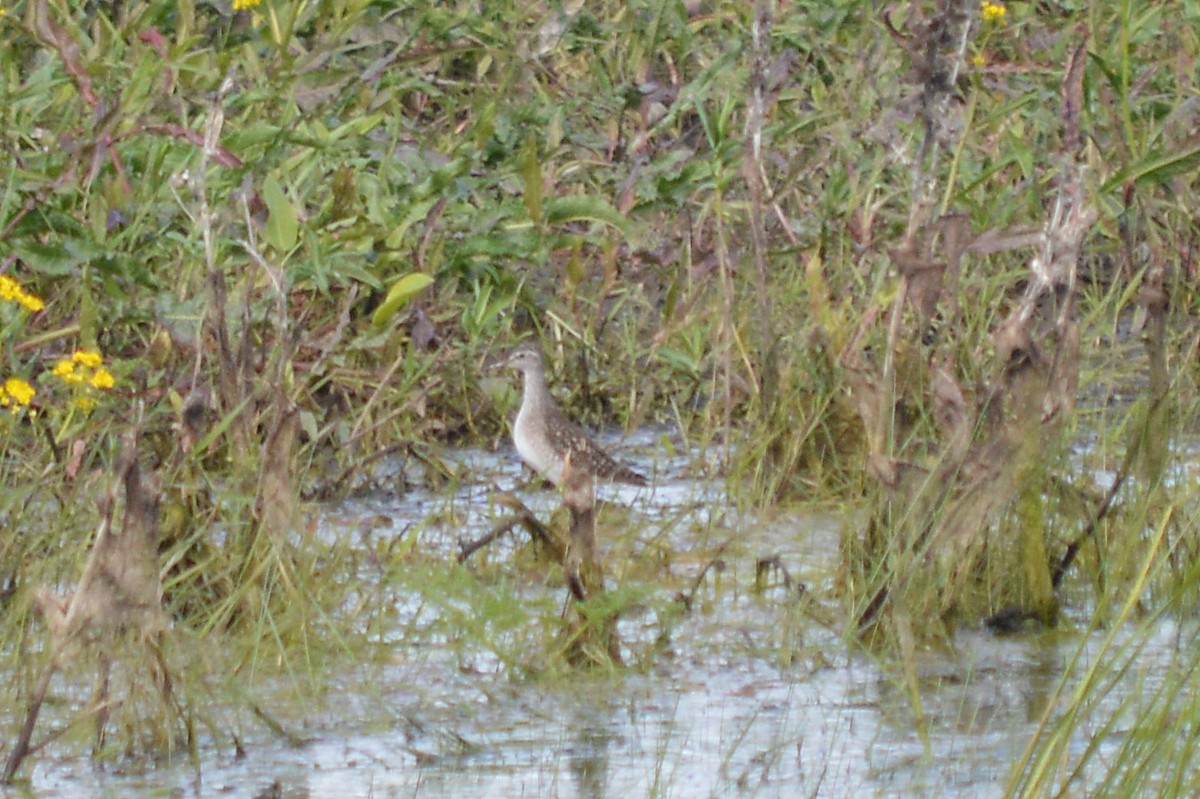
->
53 359 83 383
233 0 261 10
981 1 1006 22
4 377 35 407
73 350 104 369
0 275 43 312
18 293 43 312
1 377 35 413
90 368 116 390
49 350 115 410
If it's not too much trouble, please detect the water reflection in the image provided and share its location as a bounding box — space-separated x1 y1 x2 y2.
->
567 707 614 799
17 437 1188 798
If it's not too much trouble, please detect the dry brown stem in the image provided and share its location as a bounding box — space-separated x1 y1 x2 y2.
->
5 432 177 783
850 25 1098 631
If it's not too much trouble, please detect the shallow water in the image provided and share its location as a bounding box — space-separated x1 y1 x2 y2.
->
11 431 1195 798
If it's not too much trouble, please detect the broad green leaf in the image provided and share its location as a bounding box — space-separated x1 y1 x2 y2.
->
372 272 435 327
263 175 299 252
10 239 93 276
545 195 634 239
458 228 540 258
384 197 439 249
328 113 385 140
299 409 319 444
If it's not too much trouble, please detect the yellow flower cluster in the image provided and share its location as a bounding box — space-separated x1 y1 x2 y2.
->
0 275 44 312
52 350 116 410
981 1 1006 22
0 377 36 414
233 0 261 10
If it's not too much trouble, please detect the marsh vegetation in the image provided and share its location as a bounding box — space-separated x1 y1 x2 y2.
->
2 0 1200 795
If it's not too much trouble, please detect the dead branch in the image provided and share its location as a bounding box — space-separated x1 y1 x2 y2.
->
456 494 559 564
4 431 175 783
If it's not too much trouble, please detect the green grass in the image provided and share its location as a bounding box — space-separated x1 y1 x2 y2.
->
3 0 1200 791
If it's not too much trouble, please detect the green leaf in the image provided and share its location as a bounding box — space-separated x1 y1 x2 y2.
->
521 134 543 222
299 409 319 444
328 113 385 140
1101 146 1200 194
384 197 439 249
372 272 435 327
656 347 701 374
458 227 540 259
9 238 95 277
263 175 299 252
545 195 635 240
79 264 97 351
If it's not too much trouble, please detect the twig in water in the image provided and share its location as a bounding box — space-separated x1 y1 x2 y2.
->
675 540 732 611
456 493 559 564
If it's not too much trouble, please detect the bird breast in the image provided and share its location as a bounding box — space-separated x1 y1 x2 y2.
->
513 402 564 484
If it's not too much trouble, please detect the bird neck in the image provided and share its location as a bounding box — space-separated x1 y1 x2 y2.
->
520 367 552 416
